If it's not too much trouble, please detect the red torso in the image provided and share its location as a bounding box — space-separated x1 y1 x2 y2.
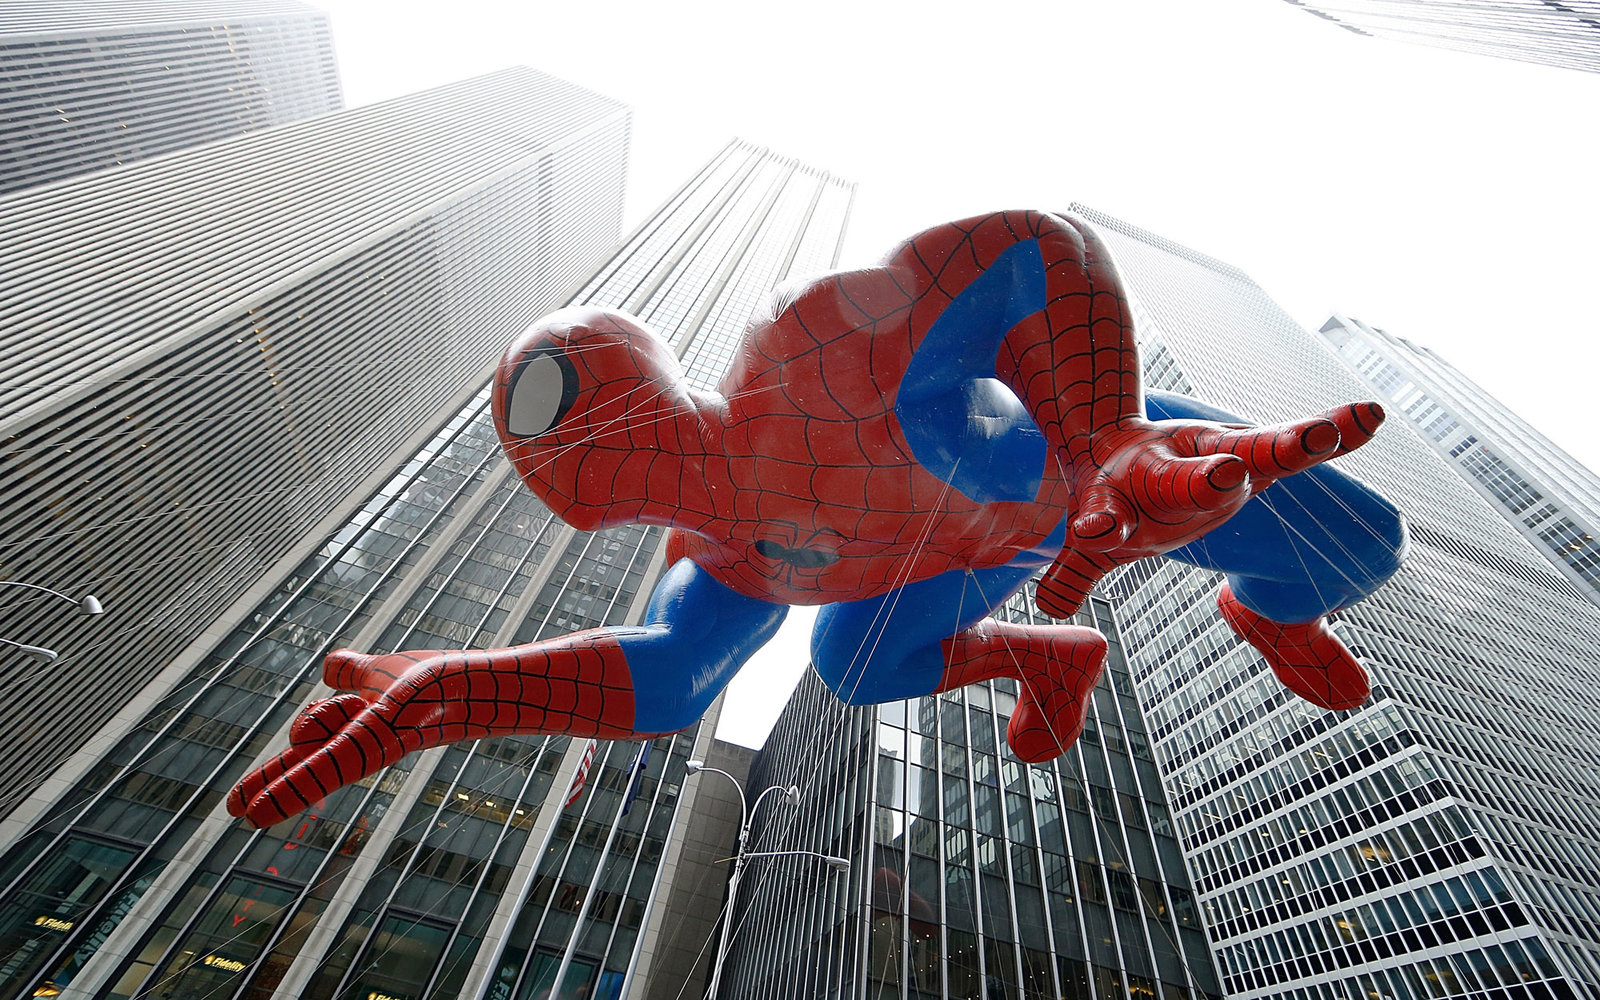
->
670 267 1073 605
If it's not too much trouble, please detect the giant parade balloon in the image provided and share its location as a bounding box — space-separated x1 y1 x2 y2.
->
230 210 1405 827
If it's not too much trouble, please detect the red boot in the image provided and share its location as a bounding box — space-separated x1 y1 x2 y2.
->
1217 585 1370 710
938 621 1108 762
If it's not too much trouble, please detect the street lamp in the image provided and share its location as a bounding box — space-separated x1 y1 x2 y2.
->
1 581 105 663
684 759 850 1000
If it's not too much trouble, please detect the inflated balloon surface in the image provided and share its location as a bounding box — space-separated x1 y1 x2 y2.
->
231 211 1405 827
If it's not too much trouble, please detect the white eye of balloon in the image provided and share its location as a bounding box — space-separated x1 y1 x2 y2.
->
505 351 572 437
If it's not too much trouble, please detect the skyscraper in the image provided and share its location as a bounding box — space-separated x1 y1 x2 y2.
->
1280 0 1600 74
1318 312 1600 607
1076 204 1600 999
0 139 853 1000
722 593 1223 1000
0 0 343 196
0 67 629 825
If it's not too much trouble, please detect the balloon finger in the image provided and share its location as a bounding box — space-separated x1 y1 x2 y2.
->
241 709 412 828
1070 480 1134 551
227 745 313 819
1322 401 1385 456
290 694 369 746
1138 453 1248 515
240 751 346 828
322 648 437 699
1206 416 1339 479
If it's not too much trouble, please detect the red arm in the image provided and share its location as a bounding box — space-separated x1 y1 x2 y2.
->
882 211 1380 614
881 210 1142 461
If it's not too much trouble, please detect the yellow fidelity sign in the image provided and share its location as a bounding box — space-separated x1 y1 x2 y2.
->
32 916 73 932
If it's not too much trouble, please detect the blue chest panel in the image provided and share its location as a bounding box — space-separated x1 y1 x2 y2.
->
895 239 1049 504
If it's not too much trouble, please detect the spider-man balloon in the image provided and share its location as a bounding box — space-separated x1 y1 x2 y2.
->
230 211 1405 827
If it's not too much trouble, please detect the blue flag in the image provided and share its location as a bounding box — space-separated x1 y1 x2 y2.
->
620 741 652 816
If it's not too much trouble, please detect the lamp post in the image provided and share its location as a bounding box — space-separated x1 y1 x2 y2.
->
685 759 850 1000
0 581 104 663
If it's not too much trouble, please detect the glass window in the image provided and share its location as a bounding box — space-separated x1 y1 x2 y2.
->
0 836 138 992
1059 957 1092 1000
146 875 299 999
516 949 598 1000
947 929 981 997
970 707 996 753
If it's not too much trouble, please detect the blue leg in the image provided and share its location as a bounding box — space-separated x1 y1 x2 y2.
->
810 556 1046 706
624 558 788 732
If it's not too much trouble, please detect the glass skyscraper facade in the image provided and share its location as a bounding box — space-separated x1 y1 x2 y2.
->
1318 312 1600 606
0 138 851 1000
0 0 343 195
1075 205 1600 1000
1279 0 1600 74
0 67 629 820
722 594 1223 1000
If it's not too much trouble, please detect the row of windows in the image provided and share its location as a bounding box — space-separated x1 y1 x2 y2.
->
1232 932 1565 1000
1221 882 1530 994
1459 446 1545 515
1177 706 1408 845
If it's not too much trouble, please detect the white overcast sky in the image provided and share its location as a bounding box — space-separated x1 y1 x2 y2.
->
318 0 1600 747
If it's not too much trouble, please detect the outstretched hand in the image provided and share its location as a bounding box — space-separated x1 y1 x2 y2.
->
230 637 641 828
1036 402 1385 618
227 650 456 828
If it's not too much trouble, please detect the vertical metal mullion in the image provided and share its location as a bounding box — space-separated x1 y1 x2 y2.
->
772 169 826 285
988 683 1028 998
597 733 672 991
466 737 593 1000
622 148 763 317
615 734 689 999
322 748 478 1000
1019 588 1066 1000
574 140 737 308
460 531 669 997
964 689 991 993
1083 692 1135 991
953 687 988 996
896 721 911 1000
240 444 552 998
517 530 604 643
854 708 877 999
1015 594 1066 1000
445 529 659 980
507 740 627 996
671 157 793 364
851 708 872 999
1097 597 1195 991
365 460 526 650
417 745 549 1000
1058 745 1098 983
933 719 952 1000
